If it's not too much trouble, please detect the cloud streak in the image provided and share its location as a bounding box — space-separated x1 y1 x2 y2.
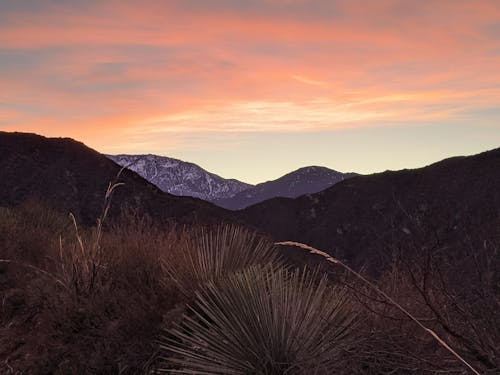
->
291 75 326 87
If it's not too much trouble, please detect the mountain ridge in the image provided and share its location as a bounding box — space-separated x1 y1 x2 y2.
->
0 132 230 226
107 153 252 202
107 153 357 210
215 165 357 210
236 146 500 268
2 131 499 269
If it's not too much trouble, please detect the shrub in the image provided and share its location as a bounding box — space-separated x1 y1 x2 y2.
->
162 224 282 297
0 200 69 266
160 266 359 374
0 202 178 374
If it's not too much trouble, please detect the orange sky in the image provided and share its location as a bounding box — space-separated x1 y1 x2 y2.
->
1 0 500 183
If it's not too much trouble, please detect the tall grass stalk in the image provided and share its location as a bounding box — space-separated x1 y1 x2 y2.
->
1 174 124 295
275 241 481 375
58 179 124 295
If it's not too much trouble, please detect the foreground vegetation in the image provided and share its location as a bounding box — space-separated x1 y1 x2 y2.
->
0 199 498 374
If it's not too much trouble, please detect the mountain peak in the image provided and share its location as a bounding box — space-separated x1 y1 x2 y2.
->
214 166 357 210
106 154 356 210
107 154 252 201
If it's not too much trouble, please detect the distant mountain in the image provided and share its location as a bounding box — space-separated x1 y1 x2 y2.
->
107 154 252 201
237 148 500 269
0 132 229 226
106 155 355 210
215 166 357 210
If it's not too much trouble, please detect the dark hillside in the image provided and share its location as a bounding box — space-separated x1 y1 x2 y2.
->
0 132 498 373
0 132 229 226
238 147 500 268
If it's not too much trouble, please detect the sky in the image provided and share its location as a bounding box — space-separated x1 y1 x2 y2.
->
1 0 500 184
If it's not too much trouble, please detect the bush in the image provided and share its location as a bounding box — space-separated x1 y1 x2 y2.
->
160 266 359 374
162 224 282 297
0 203 178 374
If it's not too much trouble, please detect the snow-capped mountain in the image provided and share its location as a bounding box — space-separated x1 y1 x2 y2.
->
107 154 252 201
214 166 357 210
107 154 356 210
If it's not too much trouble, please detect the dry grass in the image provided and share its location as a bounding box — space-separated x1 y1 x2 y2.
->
0 203 284 373
1 181 496 373
276 241 482 375
0 183 183 373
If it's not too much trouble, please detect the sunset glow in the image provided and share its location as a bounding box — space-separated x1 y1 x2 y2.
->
2 0 500 183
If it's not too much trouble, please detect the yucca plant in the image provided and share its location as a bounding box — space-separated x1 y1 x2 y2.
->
162 224 282 296
159 266 359 374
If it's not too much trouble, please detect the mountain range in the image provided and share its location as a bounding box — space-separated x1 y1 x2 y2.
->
107 154 252 201
0 132 228 226
107 154 355 210
239 148 500 268
2 131 499 374
2 131 499 268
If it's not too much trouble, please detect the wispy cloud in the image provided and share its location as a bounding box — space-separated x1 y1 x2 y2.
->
137 99 389 134
291 75 326 87
1 0 499 179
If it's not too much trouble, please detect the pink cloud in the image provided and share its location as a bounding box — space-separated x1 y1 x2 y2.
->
1 0 499 155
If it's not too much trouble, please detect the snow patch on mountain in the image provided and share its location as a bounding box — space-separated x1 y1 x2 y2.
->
107 154 252 201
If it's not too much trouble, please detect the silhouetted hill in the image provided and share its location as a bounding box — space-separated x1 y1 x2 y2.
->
0 132 229 226
238 148 500 268
2 131 499 271
215 166 356 210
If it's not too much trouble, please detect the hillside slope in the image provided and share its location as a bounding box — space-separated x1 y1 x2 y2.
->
238 148 500 267
0 132 229 226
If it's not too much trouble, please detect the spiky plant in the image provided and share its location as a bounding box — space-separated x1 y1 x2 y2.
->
162 224 282 296
159 266 359 374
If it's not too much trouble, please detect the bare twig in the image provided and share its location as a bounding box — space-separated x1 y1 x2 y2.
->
275 241 482 375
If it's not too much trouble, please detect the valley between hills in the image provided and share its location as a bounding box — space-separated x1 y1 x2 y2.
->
1 131 499 374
